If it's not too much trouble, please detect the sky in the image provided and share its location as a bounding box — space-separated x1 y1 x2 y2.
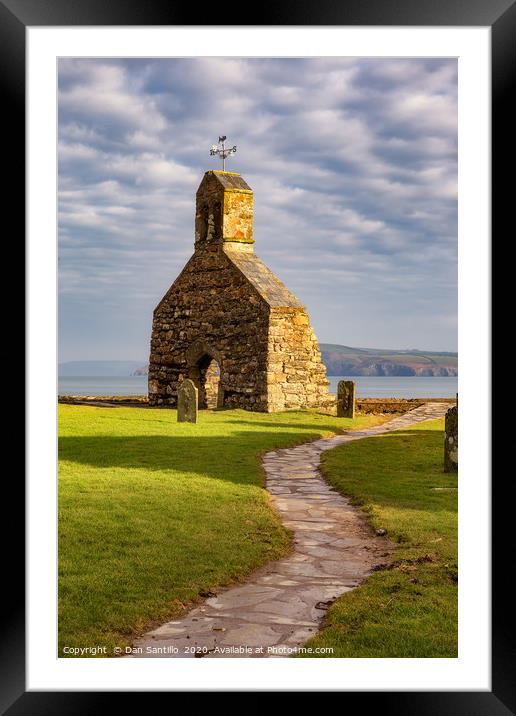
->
58 57 457 362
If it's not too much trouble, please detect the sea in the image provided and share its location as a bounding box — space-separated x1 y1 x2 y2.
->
58 375 458 399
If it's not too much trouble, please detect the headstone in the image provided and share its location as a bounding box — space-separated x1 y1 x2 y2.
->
177 379 198 423
337 380 356 418
444 405 458 472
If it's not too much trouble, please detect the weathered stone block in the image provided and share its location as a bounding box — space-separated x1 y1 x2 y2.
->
444 405 458 472
177 379 198 423
337 380 356 418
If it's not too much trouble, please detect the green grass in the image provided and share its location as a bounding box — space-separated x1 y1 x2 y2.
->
58 404 386 656
299 417 457 658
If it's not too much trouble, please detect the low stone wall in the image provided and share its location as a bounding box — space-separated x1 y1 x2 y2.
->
58 394 455 414
357 398 455 414
58 395 149 406
357 398 422 414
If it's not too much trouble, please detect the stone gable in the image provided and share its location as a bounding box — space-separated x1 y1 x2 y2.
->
148 170 330 412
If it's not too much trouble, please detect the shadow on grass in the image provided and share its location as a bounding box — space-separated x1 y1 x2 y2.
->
59 425 447 491
58 430 326 485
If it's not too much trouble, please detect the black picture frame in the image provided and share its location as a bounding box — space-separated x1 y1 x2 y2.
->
6 0 509 710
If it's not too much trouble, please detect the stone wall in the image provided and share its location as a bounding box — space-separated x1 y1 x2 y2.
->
195 171 254 249
59 395 457 415
148 244 270 410
356 398 425 414
266 307 331 411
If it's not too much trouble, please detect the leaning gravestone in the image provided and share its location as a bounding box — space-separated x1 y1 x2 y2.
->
444 404 458 472
177 379 198 423
337 380 356 418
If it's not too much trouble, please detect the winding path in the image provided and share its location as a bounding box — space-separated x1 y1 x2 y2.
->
127 402 449 658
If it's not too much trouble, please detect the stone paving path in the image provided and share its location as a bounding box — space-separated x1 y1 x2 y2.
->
127 402 449 659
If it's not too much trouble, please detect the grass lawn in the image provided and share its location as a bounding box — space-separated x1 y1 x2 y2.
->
299 417 458 658
58 404 386 656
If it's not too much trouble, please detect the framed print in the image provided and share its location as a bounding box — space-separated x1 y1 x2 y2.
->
5 0 511 709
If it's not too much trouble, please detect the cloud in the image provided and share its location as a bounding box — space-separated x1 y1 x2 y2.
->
58 57 457 360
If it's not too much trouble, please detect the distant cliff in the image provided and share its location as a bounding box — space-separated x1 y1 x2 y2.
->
320 345 457 376
129 344 457 378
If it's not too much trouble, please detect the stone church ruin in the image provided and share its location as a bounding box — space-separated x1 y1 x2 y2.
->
148 169 330 412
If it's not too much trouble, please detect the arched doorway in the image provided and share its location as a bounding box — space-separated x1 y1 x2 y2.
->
188 353 222 409
185 340 224 410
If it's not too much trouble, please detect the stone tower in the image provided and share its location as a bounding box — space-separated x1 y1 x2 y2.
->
148 170 330 412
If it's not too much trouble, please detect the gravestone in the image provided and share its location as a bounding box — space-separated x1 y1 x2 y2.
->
337 380 356 418
444 404 458 472
177 379 198 423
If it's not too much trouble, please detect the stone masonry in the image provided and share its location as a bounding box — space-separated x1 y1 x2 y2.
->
177 379 198 423
444 404 458 472
149 170 330 412
337 380 356 418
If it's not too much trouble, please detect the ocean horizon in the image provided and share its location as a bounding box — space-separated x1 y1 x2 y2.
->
58 375 458 399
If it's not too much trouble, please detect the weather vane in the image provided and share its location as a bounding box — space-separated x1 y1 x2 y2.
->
210 136 237 171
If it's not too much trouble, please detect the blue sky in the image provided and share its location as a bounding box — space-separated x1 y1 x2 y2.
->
58 57 457 362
